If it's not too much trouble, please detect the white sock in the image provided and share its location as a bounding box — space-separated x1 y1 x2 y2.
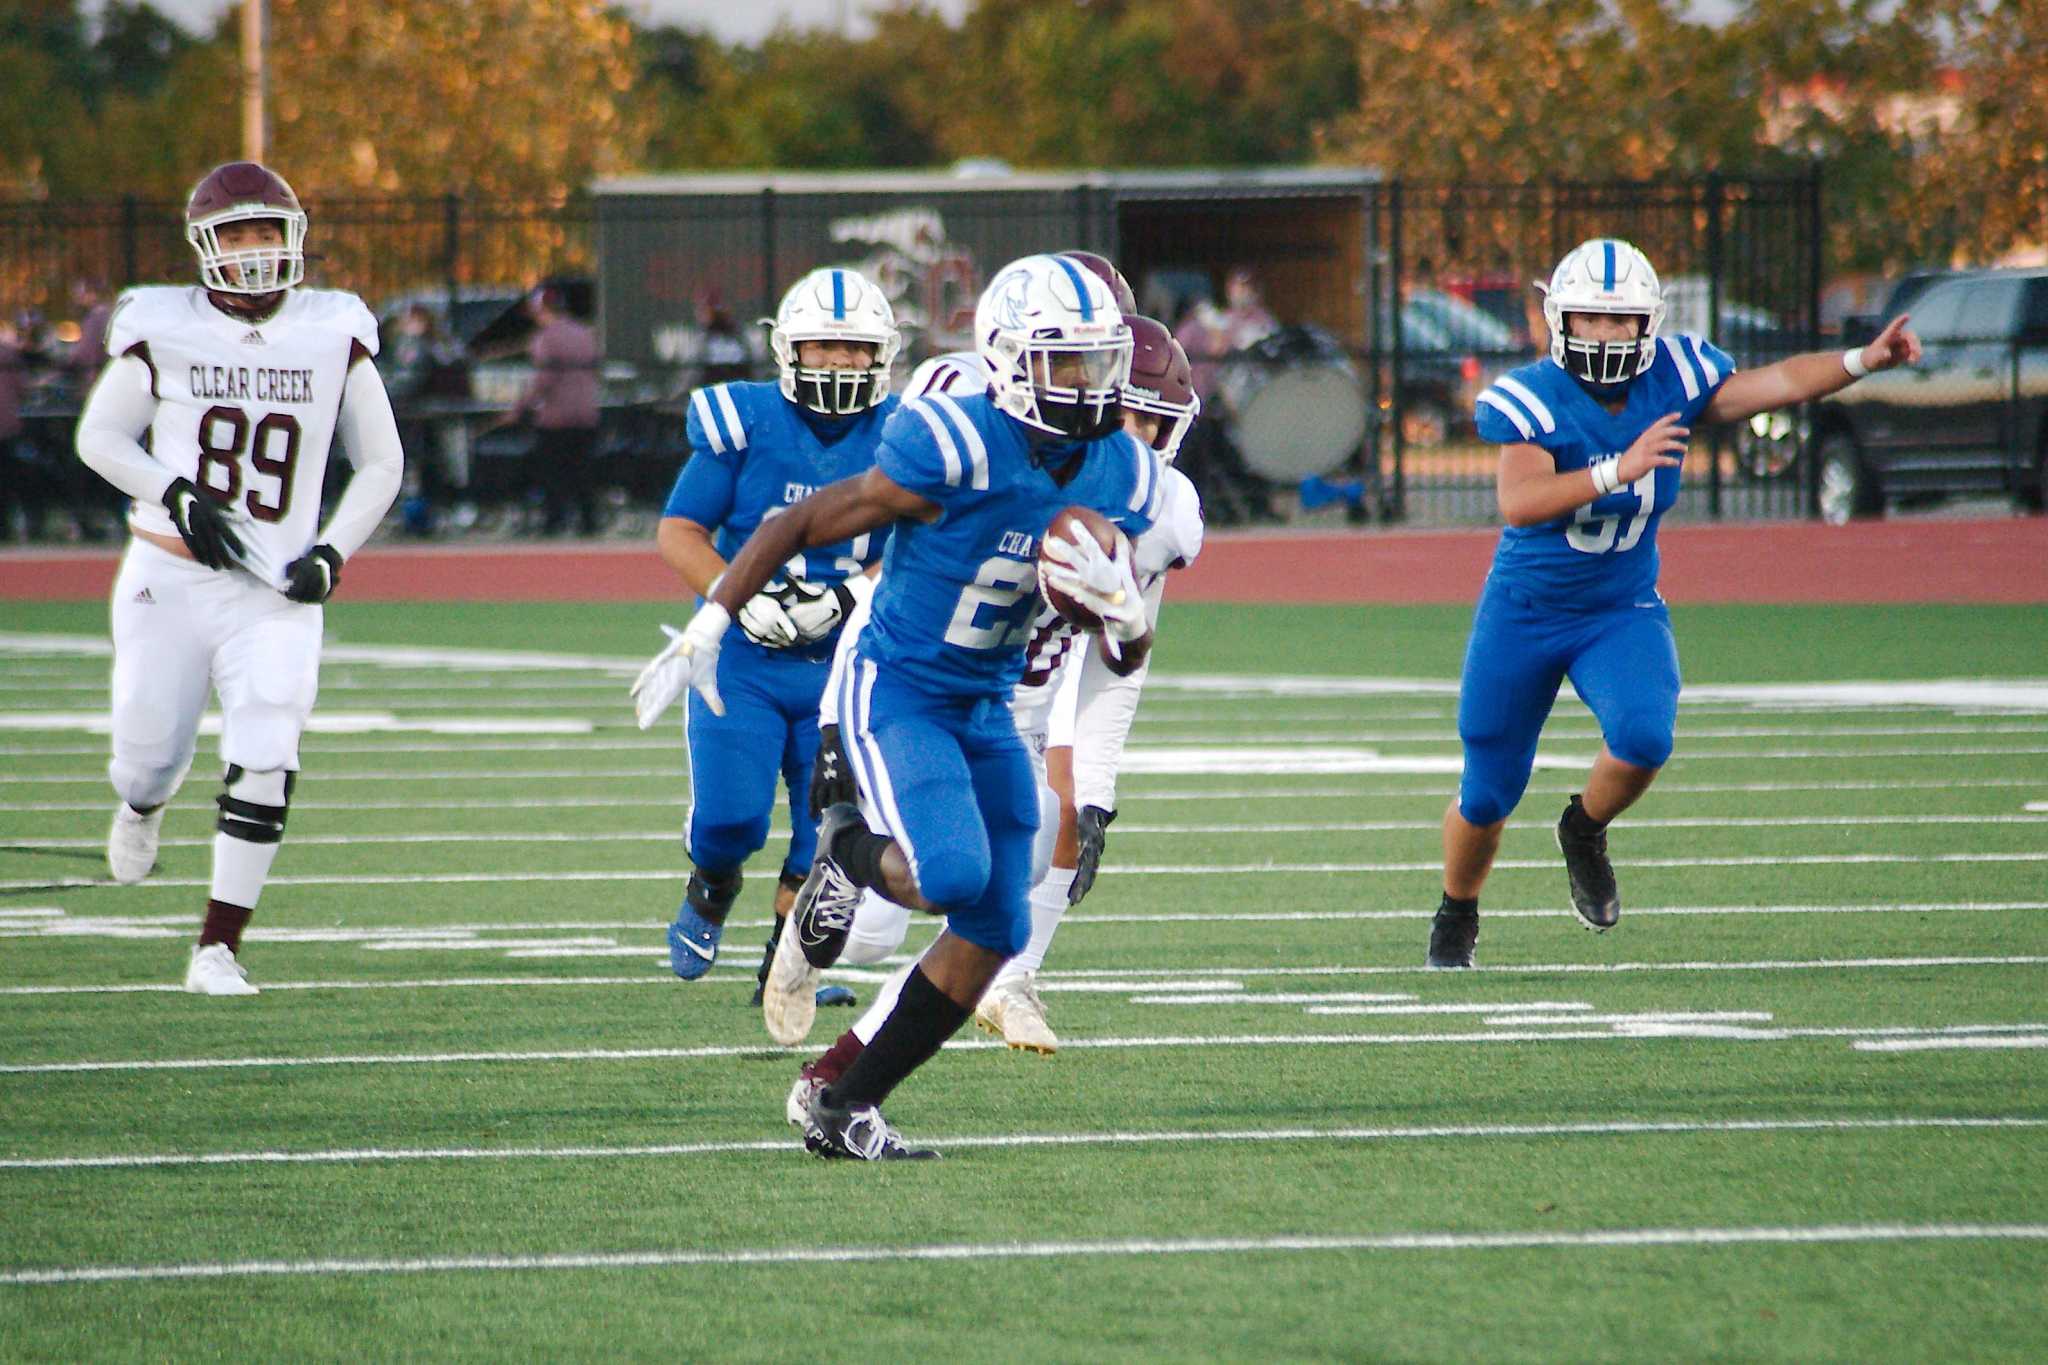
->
210 833 281 909
993 866 1075 987
842 889 912 966
851 959 918 1045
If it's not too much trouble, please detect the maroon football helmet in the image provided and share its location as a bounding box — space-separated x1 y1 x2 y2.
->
1121 315 1200 463
185 161 308 295
1059 251 1137 316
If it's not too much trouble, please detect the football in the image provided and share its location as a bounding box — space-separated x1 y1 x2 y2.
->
1037 505 1127 632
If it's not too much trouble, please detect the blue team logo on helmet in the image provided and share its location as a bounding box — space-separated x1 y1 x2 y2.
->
974 254 1131 442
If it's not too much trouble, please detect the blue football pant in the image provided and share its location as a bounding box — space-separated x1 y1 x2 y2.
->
684 651 827 881
835 653 1039 957
1456 583 1680 827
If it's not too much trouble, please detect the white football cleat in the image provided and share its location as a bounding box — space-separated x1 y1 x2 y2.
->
184 942 259 996
761 918 820 1047
786 1072 827 1129
975 973 1058 1054
106 803 166 884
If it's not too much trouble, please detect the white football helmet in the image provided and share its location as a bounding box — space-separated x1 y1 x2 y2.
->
1541 237 1665 387
976 254 1131 441
769 267 901 415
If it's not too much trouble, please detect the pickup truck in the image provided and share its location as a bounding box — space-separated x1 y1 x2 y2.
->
1814 266 2048 522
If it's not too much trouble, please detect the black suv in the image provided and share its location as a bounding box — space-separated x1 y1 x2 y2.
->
1813 267 2048 522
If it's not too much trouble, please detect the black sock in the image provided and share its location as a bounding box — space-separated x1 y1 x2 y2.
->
825 966 971 1110
831 820 895 889
1439 891 1477 915
1564 794 1608 835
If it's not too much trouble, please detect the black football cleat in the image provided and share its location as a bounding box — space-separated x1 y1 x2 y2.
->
802 1089 938 1161
793 803 867 969
1426 903 1479 968
1556 795 1621 931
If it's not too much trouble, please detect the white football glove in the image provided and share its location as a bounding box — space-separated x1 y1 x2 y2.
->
736 587 801 648
1042 531 1147 646
779 572 874 645
629 604 731 729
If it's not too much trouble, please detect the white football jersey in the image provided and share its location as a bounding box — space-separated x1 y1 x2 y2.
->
110 285 379 584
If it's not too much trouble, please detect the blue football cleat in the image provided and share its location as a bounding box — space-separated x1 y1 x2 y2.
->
667 901 723 980
815 985 858 1008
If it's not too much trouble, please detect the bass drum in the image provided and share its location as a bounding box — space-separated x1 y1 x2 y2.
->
1215 325 1369 482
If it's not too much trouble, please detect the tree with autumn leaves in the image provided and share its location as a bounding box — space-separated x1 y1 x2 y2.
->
3 0 2042 272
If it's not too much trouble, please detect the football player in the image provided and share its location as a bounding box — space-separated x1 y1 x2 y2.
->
635 268 899 991
791 314 1202 1071
633 254 1162 1159
1428 237 1921 968
73 161 405 995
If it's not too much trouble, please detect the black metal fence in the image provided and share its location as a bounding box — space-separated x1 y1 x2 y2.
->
3 169 1836 540
1357 170 1825 526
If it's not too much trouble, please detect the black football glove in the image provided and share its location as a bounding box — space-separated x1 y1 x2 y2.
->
809 723 856 819
161 477 245 570
283 544 343 603
1068 804 1117 905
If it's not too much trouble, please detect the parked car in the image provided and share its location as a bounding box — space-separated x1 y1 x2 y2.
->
1437 271 1538 349
1384 290 1524 445
1840 269 1954 348
1812 266 2048 522
1660 277 1809 480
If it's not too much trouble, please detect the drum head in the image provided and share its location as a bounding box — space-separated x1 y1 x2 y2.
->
1223 359 1368 482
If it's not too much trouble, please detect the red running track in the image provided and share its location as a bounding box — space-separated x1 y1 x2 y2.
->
2 518 2043 605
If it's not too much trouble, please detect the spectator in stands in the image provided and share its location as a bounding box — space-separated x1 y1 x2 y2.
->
699 294 751 387
1175 266 1280 401
63 281 120 540
1173 268 1284 527
69 280 113 391
0 315 27 539
507 286 601 537
383 304 465 534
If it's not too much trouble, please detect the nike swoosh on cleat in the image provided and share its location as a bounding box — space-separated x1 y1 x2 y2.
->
675 936 716 961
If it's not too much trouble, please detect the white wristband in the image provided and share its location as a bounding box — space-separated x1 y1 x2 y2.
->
1589 457 1622 497
1842 347 1870 379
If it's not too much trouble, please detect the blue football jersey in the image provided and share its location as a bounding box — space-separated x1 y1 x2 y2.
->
859 392 1166 699
1473 334 1735 609
662 381 895 656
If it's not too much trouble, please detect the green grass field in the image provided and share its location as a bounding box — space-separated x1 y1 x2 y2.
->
2 600 2045 1361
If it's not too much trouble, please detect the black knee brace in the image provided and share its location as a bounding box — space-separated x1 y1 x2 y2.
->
216 766 296 844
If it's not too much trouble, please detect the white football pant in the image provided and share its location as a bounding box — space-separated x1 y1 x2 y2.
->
108 539 321 810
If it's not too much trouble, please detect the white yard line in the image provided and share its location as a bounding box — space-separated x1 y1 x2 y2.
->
6 776 2042 814
6 1021 2043 1076
0 739 674 759
13 811 2048 853
3 953 2045 997
1 1115 2037 1173
7 739 2047 785
4 1223 2044 1286
13 901 2036 944
1138 997 1594 1011
10 850 2047 894
1854 1035 2048 1053
8 638 2046 706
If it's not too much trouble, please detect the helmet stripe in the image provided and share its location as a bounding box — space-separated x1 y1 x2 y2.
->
1602 241 1616 291
1052 255 1095 321
830 270 845 320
